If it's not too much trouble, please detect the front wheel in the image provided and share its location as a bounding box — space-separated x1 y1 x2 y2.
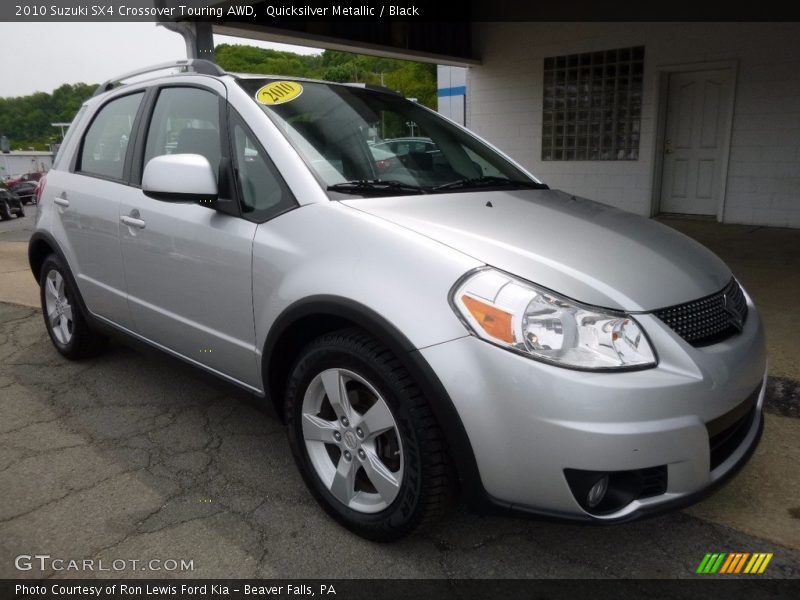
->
285 328 455 541
0 200 11 220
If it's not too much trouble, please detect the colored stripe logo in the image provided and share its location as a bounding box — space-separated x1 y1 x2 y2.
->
696 552 773 574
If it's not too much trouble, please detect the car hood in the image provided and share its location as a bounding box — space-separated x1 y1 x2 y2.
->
341 189 732 312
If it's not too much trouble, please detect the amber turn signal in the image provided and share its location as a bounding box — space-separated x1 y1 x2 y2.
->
461 295 515 343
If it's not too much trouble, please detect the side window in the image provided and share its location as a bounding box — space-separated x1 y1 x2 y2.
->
78 93 143 180
231 113 296 222
143 87 221 176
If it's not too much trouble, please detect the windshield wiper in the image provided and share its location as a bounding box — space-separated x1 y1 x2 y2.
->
327 179 425 196
431 176 549 192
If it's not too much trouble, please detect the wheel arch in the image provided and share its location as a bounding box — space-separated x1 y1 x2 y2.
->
29 231 58 282
262 295 487 507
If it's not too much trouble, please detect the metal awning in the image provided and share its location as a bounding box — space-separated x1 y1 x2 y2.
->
154 1 478 65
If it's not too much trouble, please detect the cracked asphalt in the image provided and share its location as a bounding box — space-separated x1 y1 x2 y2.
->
1 209 799 579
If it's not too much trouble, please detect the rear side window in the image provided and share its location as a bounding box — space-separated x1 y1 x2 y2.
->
143 87 221 175
78 93 143 180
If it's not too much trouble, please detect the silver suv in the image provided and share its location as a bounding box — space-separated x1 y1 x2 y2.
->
29 60 766 541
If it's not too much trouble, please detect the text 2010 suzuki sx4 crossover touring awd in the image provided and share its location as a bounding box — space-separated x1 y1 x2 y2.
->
29 60 765 540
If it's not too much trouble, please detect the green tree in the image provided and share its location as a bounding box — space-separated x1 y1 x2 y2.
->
216 44 436 108
0 83 96 150
0 46 438 150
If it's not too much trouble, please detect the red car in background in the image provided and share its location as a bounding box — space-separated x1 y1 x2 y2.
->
4 171 44 188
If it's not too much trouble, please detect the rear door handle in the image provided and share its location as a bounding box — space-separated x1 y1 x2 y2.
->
54 197 69 207
120 215 146 229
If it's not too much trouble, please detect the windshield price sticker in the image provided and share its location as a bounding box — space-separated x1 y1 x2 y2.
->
255 81 304 106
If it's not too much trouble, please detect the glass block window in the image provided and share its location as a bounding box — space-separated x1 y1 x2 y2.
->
542 46 644 161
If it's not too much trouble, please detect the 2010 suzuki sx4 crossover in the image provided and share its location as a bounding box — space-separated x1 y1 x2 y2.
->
29 60 766 541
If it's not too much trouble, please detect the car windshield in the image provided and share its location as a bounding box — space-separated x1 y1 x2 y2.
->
238 78 546 197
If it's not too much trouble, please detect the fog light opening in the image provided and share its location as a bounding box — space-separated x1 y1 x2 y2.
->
586 474 609 508
564 467 665 516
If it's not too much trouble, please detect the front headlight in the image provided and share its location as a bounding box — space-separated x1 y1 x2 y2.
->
451 268 656 370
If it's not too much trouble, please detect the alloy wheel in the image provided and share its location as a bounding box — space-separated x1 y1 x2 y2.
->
44 269 74 345
301 368 404 513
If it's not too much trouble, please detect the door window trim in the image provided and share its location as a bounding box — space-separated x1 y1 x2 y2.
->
129 83 240 217
130 83 230 189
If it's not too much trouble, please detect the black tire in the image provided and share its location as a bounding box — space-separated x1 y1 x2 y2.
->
0 200 10 220
17 203 25 218
39 254 108 360
285 328 455 541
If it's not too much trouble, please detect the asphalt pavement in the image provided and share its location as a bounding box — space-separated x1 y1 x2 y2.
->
1 206 799 579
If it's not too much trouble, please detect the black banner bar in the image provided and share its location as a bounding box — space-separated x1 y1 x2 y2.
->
2 0 800 22
3 579 800 600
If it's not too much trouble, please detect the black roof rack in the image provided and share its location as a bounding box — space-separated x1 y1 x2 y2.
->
93 59 225 96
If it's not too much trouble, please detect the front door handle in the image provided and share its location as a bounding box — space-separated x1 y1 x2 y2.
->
120 215 146 229
54 197 69 207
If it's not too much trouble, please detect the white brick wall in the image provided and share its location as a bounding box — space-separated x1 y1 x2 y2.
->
437 65 467 125
466 23 800 228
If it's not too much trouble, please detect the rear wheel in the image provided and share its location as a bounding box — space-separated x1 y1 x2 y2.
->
39 254 107 359
17 203 25 218
285 328 455 541
0 200 11 220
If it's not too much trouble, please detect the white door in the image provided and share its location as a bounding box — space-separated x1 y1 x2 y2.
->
660 69 733 216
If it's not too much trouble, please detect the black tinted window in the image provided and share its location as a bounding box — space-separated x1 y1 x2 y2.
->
239 79 534 195
79 93 143 180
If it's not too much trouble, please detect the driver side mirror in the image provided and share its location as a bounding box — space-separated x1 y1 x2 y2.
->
142 154 218 205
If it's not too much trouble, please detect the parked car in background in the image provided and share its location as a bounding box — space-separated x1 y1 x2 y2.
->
368 145 400 172
5 171 44 188
0 181 25 220
372 137 450 174
11 180 38 204
372 136 437 156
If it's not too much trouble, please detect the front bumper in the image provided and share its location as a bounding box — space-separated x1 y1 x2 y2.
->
419 299 766 521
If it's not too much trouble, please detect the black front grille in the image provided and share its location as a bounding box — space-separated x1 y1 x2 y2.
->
706 385 760 471
653 278 748 346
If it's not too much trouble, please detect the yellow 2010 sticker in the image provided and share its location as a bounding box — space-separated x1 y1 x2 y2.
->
255 81 304 105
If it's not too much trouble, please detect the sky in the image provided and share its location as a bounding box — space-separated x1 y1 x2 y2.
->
0 22 322 97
